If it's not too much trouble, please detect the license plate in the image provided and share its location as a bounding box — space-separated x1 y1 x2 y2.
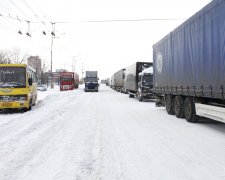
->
1 102 13 107
63 85 69 89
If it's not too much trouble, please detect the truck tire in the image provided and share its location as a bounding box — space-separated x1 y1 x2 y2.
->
165 95 174 115
174 96 184 118
129 93 134 98
184 97 198 123
138 93 143 102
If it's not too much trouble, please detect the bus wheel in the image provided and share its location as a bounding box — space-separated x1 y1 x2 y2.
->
184 97 198 123
165 95 174 115
28 99 32 111
174 96 184 118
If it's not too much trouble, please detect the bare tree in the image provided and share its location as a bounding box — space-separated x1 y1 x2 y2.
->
6 48 28 64
0 50 10 64
41 59 49 73
41 59 49 84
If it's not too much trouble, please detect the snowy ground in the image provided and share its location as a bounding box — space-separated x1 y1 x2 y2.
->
0 85 225 180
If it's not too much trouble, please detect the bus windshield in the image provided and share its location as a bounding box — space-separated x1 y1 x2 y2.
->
0 67 26 88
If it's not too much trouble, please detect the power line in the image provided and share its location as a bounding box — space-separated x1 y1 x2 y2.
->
54 18 185 24
0 15 185 24
9 0 29 19
21 0 45 24
0 15 16 31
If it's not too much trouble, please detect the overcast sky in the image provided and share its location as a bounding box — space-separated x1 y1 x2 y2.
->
0 0 212 79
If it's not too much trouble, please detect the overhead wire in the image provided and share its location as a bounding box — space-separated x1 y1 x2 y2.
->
54 18 185 24
21 0 45 24
0 15 185 24
9 0 30 19
0 14 16 31
0 0 185 38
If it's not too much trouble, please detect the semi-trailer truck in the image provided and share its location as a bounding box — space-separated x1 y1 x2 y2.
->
124 62 154 101
59 72 75 91
114 69 125 92
84 71 99 92
153 0 225 123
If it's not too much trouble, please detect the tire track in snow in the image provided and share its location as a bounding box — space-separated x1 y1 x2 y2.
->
0 90 85 180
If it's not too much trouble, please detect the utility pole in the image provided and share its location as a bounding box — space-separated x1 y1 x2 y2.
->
51 35 53 73
82 62 84 80
72 56 75 72
50 22 55 89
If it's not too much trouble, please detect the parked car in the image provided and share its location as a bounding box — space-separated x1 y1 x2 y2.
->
37 85 47 91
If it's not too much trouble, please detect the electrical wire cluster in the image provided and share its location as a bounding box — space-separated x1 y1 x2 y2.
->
0 0 184 38
0 0 55 37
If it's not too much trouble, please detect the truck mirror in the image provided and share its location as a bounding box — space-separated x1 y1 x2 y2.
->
28 78 33 86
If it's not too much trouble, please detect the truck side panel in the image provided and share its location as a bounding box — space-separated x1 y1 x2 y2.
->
114 69 124 88
153 0 225 99
125 63 137 91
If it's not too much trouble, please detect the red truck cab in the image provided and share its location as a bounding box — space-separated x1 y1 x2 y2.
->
59 72 75 91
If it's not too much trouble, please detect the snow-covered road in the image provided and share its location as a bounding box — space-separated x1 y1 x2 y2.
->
0 85 225 180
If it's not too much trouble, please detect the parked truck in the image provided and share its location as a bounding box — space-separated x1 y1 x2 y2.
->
153 0 225 123
84 71 99 92
59 72 75 91
124 62 154 101
114 69 125 92
110 74 115 89
106 78 110 86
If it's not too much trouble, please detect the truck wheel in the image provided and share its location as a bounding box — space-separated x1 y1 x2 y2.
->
184 97 198 123
138 93 143 102
129 93 134 98
174 96 184 118
165 95 174 115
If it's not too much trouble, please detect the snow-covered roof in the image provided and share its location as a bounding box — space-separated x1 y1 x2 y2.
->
139 67 153 75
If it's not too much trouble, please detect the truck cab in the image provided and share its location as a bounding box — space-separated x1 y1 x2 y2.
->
84 71 99 92
137 67 154 101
